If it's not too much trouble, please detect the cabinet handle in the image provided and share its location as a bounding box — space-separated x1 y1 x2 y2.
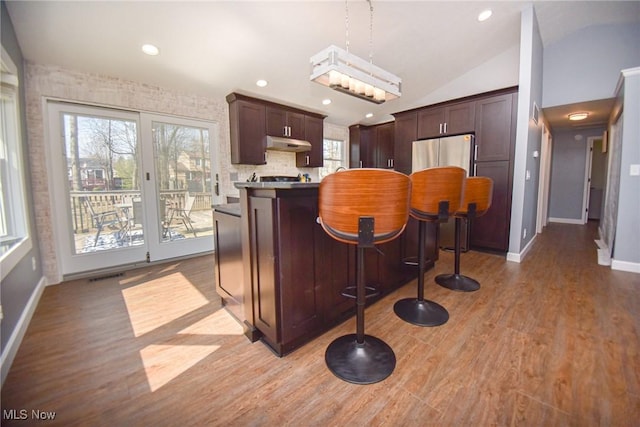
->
288 126 292 137
306 155 310 165
359 160 363 168
439 123 443 134
443 122 448 134
390 158 394 168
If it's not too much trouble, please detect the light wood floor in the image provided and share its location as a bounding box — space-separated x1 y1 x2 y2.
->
3 222 639 426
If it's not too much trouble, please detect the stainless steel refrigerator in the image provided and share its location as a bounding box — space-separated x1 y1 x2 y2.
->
412 134 475 251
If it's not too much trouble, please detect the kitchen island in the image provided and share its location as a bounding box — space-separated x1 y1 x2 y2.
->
218 181 438 356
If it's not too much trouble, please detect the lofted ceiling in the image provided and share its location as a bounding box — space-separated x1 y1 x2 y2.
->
5 1 639 128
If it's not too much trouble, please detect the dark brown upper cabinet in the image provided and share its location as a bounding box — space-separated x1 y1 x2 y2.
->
228 94 267 165
349 122 394 169
474 93 516 162
227 93 325 166
417 101 476 139
296 115 323 168
266 106 306 140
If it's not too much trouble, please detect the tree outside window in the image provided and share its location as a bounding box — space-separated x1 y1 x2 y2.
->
320 138 347 180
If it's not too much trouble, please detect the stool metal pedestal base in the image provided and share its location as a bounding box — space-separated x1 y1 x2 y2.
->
325 334 396 384
393 298 449 326
435 273 480 292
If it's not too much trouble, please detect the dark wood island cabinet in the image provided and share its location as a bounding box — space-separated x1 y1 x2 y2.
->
227 181 435 356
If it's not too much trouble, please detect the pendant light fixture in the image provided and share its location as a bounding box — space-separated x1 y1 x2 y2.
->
310 0 401 104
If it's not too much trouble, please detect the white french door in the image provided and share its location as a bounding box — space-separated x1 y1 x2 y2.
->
47 102 219 278
140 112 220 261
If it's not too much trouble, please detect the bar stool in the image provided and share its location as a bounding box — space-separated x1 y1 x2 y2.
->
319 169 411 384
394 166 465 327
436 176 493 292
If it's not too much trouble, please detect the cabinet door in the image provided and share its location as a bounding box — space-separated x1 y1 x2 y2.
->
297 115 323 167
214 212 244 322
475 94 513 161
248 196 279 344
393 112 417 175
266 107 306 139
446 101 476 135
266 106 287 137
287 112 306 139
317 230 356 324
377 238 404 293
349 125 362 168
230 100 266 165
278 197 322 345
470 161 511 251
417 107 445 139
350 125 375 168
375 122 395 168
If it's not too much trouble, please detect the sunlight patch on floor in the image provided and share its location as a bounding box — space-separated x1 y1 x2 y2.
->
138 310 243 391
122 271 209 337
140 342 221 392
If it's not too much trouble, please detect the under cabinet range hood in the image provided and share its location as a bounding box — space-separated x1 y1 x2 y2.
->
265 135 312 153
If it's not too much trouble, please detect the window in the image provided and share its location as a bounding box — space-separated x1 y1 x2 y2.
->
1 47 32 280
320 138 348 180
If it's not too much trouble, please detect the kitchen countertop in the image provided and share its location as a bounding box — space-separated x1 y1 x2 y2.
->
212 203 241 217
234 182 320 189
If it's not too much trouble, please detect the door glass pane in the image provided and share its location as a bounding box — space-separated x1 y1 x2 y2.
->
64 113 143 254
152 121 213 242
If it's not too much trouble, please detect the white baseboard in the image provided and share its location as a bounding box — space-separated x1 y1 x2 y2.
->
1 275 47 386
506 234 537 263
611 259 640 274
549 217 584 225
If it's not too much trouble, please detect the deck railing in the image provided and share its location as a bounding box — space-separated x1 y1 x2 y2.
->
70 191 212 233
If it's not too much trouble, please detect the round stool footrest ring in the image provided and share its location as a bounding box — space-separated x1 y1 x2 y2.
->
341 285 380 299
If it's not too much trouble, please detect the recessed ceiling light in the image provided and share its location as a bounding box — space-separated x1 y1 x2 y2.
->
568 112 589 121
322 99 332 105
365 113 373 118
478 9 492 22
256 80 268 87
141 44 159 56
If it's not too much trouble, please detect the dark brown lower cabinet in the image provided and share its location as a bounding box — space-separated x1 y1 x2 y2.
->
238 185 437 356
470 160 512 252
213 207 244 323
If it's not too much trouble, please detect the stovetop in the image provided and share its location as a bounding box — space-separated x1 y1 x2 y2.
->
260 175 300 182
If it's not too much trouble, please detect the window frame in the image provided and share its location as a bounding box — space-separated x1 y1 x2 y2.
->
320 137 348 180
1 46 33 280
